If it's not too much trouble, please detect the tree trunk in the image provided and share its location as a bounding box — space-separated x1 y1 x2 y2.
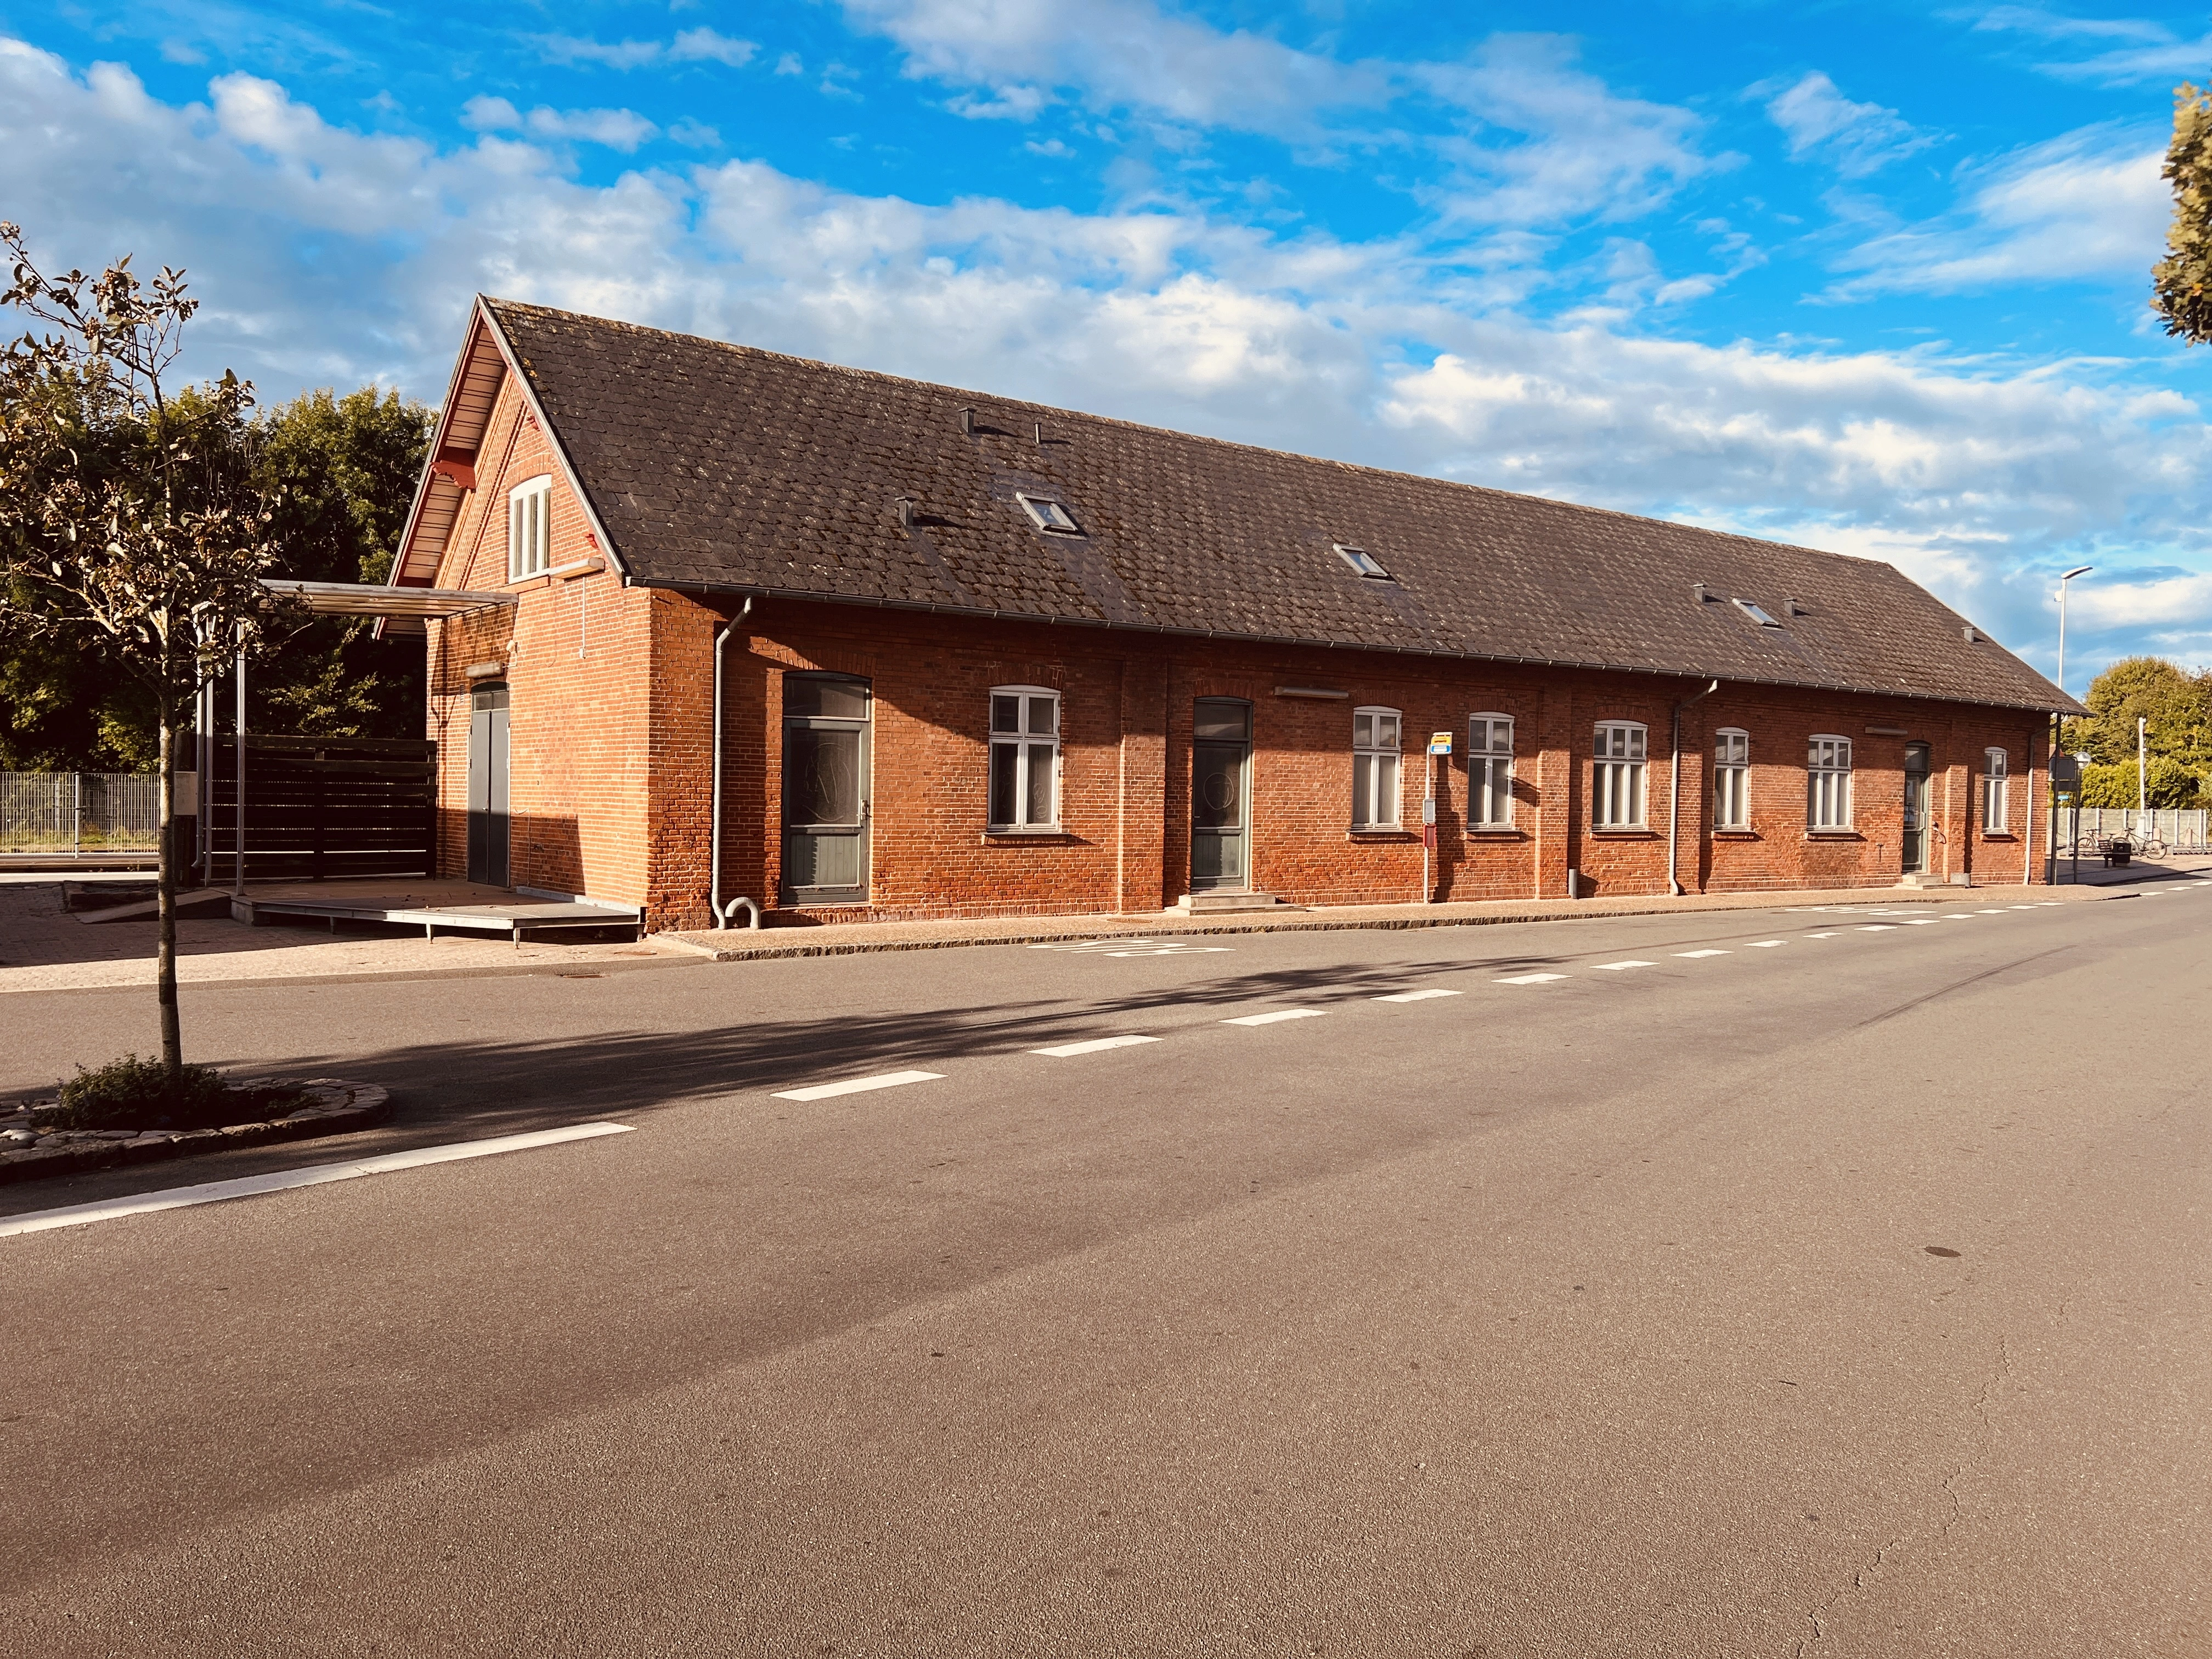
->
156 712 182 1080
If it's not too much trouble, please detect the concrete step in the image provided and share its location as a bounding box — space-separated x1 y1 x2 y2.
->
1172 891 1302 915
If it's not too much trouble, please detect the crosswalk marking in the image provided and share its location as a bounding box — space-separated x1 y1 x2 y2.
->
1030 1035 1163 1058
772 1070 944 1102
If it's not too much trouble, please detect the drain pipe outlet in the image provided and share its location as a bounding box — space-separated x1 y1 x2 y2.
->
709 597 754 929
1669 679 1721 897
718 894 763 930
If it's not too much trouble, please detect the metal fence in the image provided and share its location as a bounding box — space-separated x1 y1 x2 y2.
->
0 772 163 854
2054 806 2211 856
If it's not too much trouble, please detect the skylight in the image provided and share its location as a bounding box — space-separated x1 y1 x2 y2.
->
1735 599 1781 628
1015 494 1080 534
1335 544 1391 580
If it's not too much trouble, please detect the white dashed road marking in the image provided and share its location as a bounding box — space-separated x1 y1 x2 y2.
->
1674 949 1730 958
1374 989 1462 1003
1223 1008 1327 1026
1855 926 1897 933
1898 919 1943 926
0 1123 636 1240
1593 960 1658 970
1746 940 1785 947
1497 973 1568 985
772 1070 945 1102
1030 1035 1163 1058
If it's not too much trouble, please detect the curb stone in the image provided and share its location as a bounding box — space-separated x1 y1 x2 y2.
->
0 1079 392 1187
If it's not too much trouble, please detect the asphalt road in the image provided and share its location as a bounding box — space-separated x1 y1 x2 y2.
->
2 887 2207 1656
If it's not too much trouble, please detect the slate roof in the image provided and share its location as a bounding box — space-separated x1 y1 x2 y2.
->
478 298 2077 714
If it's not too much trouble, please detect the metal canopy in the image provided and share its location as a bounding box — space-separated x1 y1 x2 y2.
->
261 579 517 619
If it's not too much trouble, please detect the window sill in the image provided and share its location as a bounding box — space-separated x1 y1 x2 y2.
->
1712 830 1759 840
549 556 605 581
1348 827 1414 839
981 828 1072 842
1589 828 1658 838
1804 830 1863 840
1980 832 2018 842
1464 827 1524 839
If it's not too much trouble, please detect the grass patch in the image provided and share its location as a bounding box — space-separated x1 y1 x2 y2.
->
33 1054 308 1132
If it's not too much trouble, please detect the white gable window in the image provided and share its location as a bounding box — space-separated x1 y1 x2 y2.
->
1594 721 1647 828
1983 747 2008 833
1714 728 1750 830
1469 713 1514 827
989 687 1060 830
507 476 552 581
1808 735 1853 829
1352 707 1402 829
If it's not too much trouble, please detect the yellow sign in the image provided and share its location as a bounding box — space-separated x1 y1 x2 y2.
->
1429 731 1453 754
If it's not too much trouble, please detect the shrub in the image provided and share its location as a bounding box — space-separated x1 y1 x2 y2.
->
47 1054 238 1131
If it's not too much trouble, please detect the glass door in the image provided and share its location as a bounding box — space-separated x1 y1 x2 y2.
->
466 683 510 888
782 675 871 904
1190 698 1251 891
1902 742 1930 874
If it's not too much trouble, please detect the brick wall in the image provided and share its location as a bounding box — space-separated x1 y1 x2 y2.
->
422 486 2054 926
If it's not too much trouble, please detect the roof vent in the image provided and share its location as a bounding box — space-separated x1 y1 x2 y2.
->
1335 544 1391 580
1015 493 1080 535
1962 624 1980 643
1691 582 1711 603
895 496 915 532
1786 597 1809 616
1734 599 1782 628
960 407 975 437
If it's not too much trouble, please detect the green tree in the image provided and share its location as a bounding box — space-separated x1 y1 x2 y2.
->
251 386 433 737
0 224 298 1079
2157 82 2212 341
2059 656 2209 768
2079 758 2203 810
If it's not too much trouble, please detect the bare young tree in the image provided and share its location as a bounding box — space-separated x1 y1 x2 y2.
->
0 224 297 1081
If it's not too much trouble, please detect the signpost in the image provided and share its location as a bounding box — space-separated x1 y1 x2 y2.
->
1424 732 1451 902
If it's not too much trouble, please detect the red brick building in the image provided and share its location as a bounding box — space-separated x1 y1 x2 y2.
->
388 299 2080 932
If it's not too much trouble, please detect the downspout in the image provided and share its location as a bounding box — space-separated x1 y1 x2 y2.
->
1669 679 1720 897
709 597 761 929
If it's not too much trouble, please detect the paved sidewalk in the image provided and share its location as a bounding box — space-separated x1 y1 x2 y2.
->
658 865 2196 962
0 883 685 996
8 860 2198 992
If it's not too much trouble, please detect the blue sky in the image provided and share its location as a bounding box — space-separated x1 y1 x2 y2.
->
5 1 2211 689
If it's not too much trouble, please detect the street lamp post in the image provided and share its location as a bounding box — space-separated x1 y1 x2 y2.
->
2050 566 2092 883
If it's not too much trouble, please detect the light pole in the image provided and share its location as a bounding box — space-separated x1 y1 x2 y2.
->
2050 565 2091 883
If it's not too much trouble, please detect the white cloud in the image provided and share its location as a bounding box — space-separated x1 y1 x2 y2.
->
538 27 758 71
1972 8 2212 87
672 29 758 68
668 117 721 149
4 35 2207 678
1762 71 1936 177
838 0 1385 134
1415 36 1713 228
459 94 657 152
1825 128 2168 296
539 35 665 70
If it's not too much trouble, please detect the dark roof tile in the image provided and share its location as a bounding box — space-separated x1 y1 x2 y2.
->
488 298 2076 713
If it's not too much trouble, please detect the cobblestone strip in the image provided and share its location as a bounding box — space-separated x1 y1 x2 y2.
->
0 1080 392 1186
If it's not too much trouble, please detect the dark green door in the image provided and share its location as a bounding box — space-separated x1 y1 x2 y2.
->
1902 742 1930 874
1190 698 1251 891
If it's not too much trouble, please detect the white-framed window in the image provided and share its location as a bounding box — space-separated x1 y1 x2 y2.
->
1014 494 1081 534
989 686 1060 830
1594 721 1647 828
1983 747 2008 833
507 475 552 581
1808 735 1853 830
1714 727 1750 830
1469 713 1514 827
1352 706 1402 829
